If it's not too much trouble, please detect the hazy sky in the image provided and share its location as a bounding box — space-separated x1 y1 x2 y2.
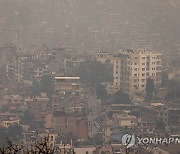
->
0 0 180 52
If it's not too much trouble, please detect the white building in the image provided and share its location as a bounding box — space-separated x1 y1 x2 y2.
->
113 49 162 97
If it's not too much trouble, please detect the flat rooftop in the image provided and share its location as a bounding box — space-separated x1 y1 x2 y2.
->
55 77 80 80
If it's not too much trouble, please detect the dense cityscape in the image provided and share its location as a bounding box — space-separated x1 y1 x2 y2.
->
0 0 180 154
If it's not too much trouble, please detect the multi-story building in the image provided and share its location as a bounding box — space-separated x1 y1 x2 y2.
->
3 95 22 104
96 52 114 64
113 52 130 93
1 118 20 128
54 77 81 94
137 121 156 134
113 49 162 97
112 113 137 127
15 57 49 81
168 65 180 80
168 108 180 130
25 93 49 112
61 56 85 73
140 103 169 127
52 110 88 140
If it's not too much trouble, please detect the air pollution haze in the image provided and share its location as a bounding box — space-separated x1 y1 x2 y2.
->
0 0 179 154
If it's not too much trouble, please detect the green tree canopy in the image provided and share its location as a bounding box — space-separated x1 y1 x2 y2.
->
0 127 7 146
0 67 8 84
7 124 22 142
0 103 11 113
95 83 108 101
40 75 54 99
32 80 41 96
161 71 169 87
76 59 113 87
22 109 34 125
166 80 180 100
0 124 23 146
155 120 165 131
111 90 131 104
145 78 155 100
32 75 54 101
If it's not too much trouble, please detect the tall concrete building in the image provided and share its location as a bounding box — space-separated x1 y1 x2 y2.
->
113 49 162 97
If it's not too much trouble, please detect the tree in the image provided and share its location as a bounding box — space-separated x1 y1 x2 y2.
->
166 80 180 100
161 71 169 87
0 136 56 154
22 109 34 125
95 83 108 101
40 75 54 101
0 66 8 84
0 127 7 146
0 124 22 146
7 124 22 142
0 103 11 113
145 78 155 100
156 120 165 131
111 90 131 104
32 80 41 96
76 59 113 87
171 57 180 67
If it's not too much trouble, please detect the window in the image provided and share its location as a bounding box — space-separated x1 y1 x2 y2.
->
134 63 137 65
134 68 138 71
142 63 145 65
141 85 145 87
134 74 138 76
134 57 138 59
142 73 145 76
142 79 145 82
51 136 54 140
142 68 145 71
142 57 146 60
